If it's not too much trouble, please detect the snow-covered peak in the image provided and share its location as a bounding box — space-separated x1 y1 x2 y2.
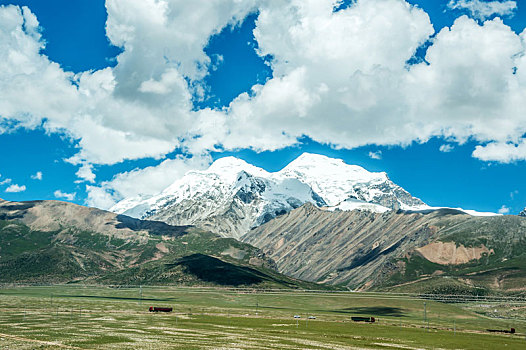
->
207 157 270 181
286 153 347 168
109 153 505 238
111 152 426 222
278 153 388 206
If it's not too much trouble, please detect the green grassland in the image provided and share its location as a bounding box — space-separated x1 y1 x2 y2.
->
0 286 525 349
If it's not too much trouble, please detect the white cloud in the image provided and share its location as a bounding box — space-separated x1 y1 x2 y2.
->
85 154 211 209
447 0 517 21
221 6 526 162
85 185 117 210
30 171 42 180
75 163 96 183
0 2 258 168
5 184 26 193
0 178 12 185
0 0 526 200
220 0 435 151
472 141 526 162
368 151 382 160
510 190 518 199
439 144 454 153
498 205 510 214
53 190 76 201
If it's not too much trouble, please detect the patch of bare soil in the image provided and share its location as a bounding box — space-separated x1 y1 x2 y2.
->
416 241 493 265
156 242 169 253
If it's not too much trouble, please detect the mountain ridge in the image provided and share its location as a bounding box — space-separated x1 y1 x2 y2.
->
111 153 430 238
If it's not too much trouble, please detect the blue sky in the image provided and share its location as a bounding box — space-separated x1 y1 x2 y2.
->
0 0 525 214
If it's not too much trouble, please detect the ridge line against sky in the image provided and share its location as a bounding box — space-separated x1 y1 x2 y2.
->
0 0 525 214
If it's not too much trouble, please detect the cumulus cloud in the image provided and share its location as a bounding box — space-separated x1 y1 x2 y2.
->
86 154 211 209
54 190 76 201
217 0 434 152
5 184 26 193
0 1 257 167
223 4 526 162
472 141 526 162
30 171 42 180
75 163 96 183
215 0 526 161
439 144 454 153
447 0 517 21
2 0 526 207
498 205 510 214
368 151 382 160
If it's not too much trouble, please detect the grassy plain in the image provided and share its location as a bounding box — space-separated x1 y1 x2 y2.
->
0 285 525 349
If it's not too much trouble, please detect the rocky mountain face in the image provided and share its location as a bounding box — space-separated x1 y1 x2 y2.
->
519 208 526 217
0 198 318 289
111 153 428 238
243 204 526 293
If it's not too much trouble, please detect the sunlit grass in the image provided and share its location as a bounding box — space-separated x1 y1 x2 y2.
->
0 286 525 349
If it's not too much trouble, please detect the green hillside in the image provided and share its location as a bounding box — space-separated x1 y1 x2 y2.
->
381 215 526 295
0 199 323 289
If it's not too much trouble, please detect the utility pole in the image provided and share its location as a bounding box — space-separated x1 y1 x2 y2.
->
424 302 427 329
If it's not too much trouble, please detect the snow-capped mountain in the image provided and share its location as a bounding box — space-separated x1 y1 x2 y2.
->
110 153 427 238
279 153 427 210
519 208 526 217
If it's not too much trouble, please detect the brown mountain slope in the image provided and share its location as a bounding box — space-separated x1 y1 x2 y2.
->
242 204 526 292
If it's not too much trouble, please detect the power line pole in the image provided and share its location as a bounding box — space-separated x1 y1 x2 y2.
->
424 302 427 330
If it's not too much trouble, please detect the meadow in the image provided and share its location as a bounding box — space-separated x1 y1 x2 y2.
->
0 285 525 349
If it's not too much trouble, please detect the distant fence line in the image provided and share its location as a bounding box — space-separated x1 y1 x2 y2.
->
1 283 525 304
